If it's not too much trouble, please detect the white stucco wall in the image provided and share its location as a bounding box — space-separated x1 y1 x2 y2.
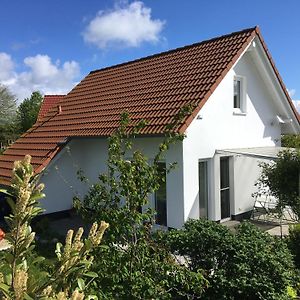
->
232 155 270 215
41 138 109 214
41 137 184 229
182 51 282 222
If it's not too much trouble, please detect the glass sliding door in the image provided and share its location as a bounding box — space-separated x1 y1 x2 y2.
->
199 161 208 219
155 162 167 226
220 157 230 219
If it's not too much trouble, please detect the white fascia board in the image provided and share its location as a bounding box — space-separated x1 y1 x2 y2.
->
249 37 299 133
39 139 72 177
231 36 256 70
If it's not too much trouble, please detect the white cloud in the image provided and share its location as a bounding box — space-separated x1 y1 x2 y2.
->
83 1 165 49
288 89 300 112
0 52 80 102
288 88 296 98
292 100 300 112
0 52 15 81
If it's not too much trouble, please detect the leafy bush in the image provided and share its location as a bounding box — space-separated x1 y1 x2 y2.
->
166 219 297 300
288 223 300 269
258 149 300 220
282 134 300 149
91 234 206 299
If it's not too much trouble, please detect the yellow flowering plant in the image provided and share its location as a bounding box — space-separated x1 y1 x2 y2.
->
0 155 108 299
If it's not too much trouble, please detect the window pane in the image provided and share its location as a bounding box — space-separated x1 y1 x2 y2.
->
233 79 241 108
199 161 208 218
155 162 167 226
220 157 230 219
221 189 230 219
220 157 229 189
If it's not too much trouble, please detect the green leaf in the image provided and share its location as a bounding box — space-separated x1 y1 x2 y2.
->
86 296 98 300
24 293 34 300
77 278 85 291
0 282 10 293
32 256 46 264
6 197 16 214
84 271 99 278
0 189 13 197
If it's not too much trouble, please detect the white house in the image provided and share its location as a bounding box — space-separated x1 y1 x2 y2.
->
0 26 299 228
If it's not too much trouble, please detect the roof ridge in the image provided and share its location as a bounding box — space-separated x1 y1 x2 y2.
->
89 26 258 75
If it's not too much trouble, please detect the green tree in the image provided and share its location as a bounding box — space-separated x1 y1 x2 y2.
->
258 149 300 220
75 110 206 298
0 84 17 125
0 85 18 146
282 134 300 149
17 91 43 133
166 219 297 300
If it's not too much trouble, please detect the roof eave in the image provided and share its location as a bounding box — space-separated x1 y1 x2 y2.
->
254 27 300 126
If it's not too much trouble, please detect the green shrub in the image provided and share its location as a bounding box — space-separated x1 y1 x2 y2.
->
282 134 300 149
288 223 300 269
90 234 206 299
166 219 297 300
258 149 300 220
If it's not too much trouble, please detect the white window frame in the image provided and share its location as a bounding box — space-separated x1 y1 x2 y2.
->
233 75 247 115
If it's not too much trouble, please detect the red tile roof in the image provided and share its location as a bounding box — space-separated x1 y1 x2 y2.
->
38 95 65 122
0 26 298 185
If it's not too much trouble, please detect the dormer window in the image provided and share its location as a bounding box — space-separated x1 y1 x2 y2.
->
233 76 246 114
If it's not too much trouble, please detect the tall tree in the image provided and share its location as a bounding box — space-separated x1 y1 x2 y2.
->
17 91 43 133
0 84 17 126
0 85 18 145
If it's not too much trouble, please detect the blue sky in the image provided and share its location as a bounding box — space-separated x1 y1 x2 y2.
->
0 0 299 109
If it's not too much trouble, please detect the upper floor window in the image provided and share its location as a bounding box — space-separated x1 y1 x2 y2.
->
233 76 246 114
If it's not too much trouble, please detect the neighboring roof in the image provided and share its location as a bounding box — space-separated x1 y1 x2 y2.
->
0 26 298 185
37 95 65 122
217 147 290 159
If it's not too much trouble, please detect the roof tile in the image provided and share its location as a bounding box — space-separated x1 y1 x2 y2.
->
37 95 65 122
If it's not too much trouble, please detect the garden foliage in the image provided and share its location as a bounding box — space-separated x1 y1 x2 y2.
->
0 155 108 299
166 219 297 300
288 223 300 269
258 149 300 220
282 134 300 149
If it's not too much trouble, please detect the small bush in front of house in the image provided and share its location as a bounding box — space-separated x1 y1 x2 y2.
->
258 149 300 220
288 223 300 269
89 232 206 299
166 219 297 300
